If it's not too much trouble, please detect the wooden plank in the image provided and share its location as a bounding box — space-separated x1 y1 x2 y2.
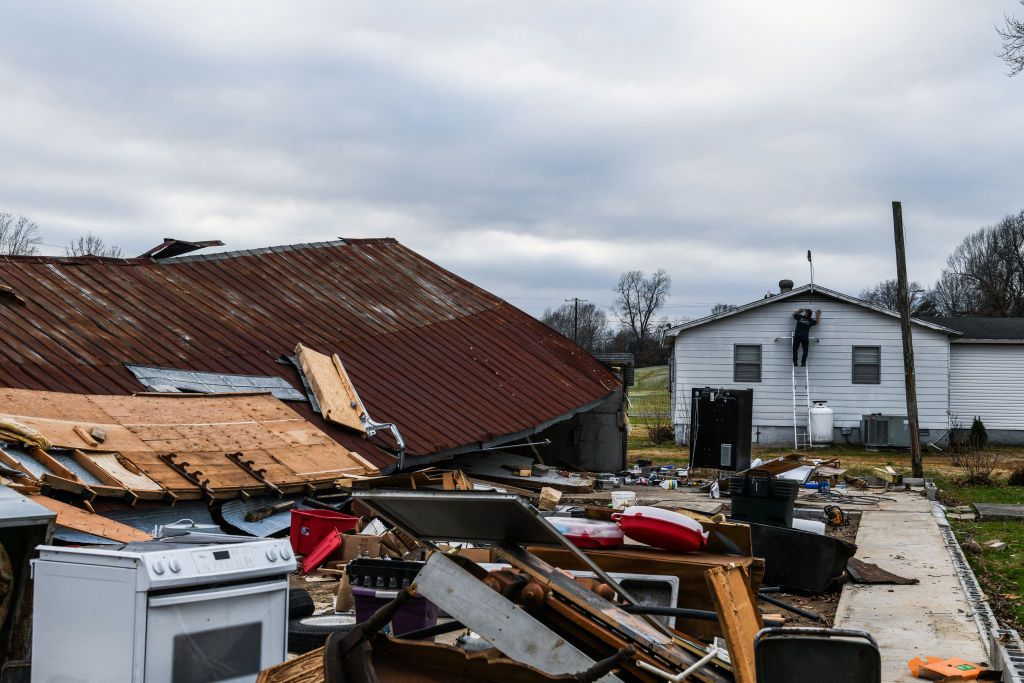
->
32 495 151 542
72 424 99 447
84 452 165 493
294 343 366 433
705 564 761 683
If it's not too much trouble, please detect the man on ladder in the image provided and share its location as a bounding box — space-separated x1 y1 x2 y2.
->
791 307 821 449
792 308 822 366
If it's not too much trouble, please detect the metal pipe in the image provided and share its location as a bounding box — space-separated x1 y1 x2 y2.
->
398 620 466 641
756 592 826 623
636 644 723 682
622 605 718 621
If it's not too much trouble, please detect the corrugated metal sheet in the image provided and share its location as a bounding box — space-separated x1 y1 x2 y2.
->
126 364 306 401
0 239 617 466
98 500 217 534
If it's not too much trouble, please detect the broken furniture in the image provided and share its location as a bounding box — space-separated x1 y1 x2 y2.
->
754 627 880 682
351 490 734 682
32 537 296 682
0 486 55 666
530 545 764 642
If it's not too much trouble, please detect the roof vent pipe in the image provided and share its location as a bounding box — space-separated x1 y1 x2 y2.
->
779 279 794 293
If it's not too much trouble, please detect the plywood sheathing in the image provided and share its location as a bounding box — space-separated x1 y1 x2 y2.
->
32 494 152 543
294 343 367 433
0 388 378 500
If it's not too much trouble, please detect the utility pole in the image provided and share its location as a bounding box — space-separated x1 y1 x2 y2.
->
893 201 923 477
565 297 587 344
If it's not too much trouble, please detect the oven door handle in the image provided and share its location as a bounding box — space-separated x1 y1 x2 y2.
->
149 581 287 608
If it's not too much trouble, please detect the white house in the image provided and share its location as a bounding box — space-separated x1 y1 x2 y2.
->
663 283 963 447
925 317 1024 445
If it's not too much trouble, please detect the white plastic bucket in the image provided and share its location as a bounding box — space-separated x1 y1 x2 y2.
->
611 491 637 510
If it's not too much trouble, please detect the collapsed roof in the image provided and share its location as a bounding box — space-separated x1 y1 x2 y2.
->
0 239 618 468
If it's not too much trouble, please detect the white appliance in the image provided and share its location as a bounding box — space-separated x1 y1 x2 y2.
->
31 537 296 683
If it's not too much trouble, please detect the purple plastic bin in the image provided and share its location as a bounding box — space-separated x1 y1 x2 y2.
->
352 586 439 637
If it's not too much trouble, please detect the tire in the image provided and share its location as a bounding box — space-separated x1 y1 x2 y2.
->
287 614 357 654
288 588 315 619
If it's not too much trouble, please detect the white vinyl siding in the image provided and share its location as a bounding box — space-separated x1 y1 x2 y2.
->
949 343 1024 429
734 345 762 382
852 346 881 384
670 295 951 435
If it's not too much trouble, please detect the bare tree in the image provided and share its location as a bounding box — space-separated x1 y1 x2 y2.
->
710 303 737 315
998 1 1024 76
540 301 609 353
0 212 42 255
614 269 671 355
859 278 933 315
64 232 123 258
930 269 976 317
936 211 1024 316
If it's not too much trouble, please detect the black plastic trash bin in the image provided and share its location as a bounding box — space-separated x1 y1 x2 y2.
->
729 470 799 528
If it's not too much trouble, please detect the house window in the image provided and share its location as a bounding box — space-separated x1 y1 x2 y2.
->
734 345 762 383
852 346 881 384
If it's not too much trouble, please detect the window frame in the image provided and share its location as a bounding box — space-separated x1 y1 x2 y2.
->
851 345 881 384
733 344 762 383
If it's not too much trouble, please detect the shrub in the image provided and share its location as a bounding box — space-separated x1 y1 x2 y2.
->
955 440 1001 486
1009 468 1024 487
970 416 989 450
647 424 675 445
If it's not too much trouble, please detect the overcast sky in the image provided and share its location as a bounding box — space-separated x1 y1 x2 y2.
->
1 2 1022 321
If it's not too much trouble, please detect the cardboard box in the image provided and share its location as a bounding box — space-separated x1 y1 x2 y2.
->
337 533 384 563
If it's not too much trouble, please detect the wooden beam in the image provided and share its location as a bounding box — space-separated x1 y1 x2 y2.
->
705 564 761 683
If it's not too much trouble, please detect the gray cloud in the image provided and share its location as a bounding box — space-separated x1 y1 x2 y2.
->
0 1 1021 319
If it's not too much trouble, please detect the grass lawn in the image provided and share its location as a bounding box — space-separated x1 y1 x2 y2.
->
624 438 1024 628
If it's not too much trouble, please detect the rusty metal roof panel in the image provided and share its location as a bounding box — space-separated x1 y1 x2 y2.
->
0 240 617 466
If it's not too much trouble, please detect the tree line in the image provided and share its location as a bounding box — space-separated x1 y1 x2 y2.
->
861 210 1024 317
540 269 673 366
0 212 123 258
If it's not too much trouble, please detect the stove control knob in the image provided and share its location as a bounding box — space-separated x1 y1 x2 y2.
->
279 547 292 561
266 548 279 562
169 559 181 573
152 560 165 575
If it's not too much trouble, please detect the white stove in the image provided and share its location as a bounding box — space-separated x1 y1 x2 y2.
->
31 537 296 683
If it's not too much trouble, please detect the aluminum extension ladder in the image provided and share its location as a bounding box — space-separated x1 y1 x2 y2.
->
792 362 812 450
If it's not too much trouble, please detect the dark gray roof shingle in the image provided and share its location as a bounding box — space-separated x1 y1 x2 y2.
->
923 317 1024 341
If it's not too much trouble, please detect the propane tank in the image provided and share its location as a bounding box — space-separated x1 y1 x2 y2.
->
809 400 834 444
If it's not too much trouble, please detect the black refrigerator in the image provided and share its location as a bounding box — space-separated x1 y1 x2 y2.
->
688 387 753 471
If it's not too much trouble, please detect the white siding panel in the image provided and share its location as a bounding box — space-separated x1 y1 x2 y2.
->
949 344 1024 429
670 296 951 434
